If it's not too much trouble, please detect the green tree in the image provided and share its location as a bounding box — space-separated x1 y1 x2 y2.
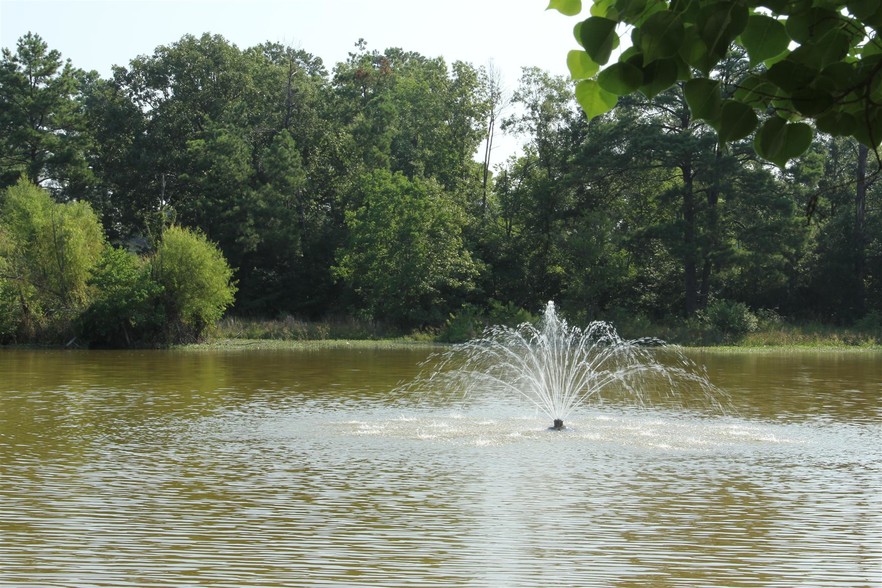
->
494 61 808 321
333 170 478 327
237 129 311 313
248 43 346 317
78 246 164 347
111 34 256 226
0 178 105 341
108 34 339 317
150 225 237 342
552 0 882 164
791 136 880 320
488 68 585 307
331 43 488 192
0 33 93 193
78 72 150 238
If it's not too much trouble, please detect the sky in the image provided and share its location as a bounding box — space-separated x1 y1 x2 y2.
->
0 0 576 78
1 0 578 160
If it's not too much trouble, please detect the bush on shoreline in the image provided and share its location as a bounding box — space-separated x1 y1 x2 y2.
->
0 181 237 347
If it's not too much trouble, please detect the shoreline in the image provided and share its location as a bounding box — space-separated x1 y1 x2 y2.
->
2 339 880 352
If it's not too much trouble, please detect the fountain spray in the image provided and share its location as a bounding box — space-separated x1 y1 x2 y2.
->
419 301 724 430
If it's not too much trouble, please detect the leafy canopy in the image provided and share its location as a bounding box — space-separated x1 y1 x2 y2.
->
333 170 478 327
0 33 92 191
151 225 237 340
0 179 106 341
80 247 165 347
551 0 882 165
0 178 105 311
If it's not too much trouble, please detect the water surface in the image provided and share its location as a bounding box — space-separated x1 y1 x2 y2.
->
1 347 880 586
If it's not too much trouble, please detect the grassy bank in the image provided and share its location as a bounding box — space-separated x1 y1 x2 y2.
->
208 314 881 350
184 338 441 351
616 320 882 349
212 315 437 342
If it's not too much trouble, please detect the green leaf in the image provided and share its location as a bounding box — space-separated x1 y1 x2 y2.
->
739 14 789 65
791 87 835 116
815 109 858 136
698 2 749 62
847 0 882 20
754 117 813 167
578 17 620 65
786 8 841 44
567 50 600 80
818 61 858 88
670 0 699 18
639 10 685 63
598 61 644 94
852 106 882 147
872 68 882 103
863 37 882 57
673 54 692 80
789 30 851 69
575 79 619 118
734 74 778 107
767 59 818 92
848 0 882 29
619 46 642 63
718 100 758 142
590 0 617 17
639 58 679 98
615 0 648 22
679 25 714 74
760 0 789 11
684 77 722 122
547 0 582 15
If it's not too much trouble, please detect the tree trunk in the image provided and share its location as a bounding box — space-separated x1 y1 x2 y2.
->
481 109 495 212
854 143 868 316
698 146 722 309
481 64 504 214
682 163 698 316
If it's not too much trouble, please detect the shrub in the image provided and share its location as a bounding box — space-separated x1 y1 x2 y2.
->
151 226 237 343
488 300 535 328
0 179 105 342
78 247 165 346
854 311 882 341
0 274 21 343
438 304 484 343
702 299 758 340
755 307 784 329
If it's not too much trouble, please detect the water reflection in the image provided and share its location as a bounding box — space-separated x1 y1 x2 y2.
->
0 348 880 587
695 350 882 423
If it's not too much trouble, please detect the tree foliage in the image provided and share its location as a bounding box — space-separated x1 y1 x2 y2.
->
0 178 105 341
151 225 237 342
0 33 92 192
79 246 165 347
333 170 478 327
551 0 882 165
1 31 878 342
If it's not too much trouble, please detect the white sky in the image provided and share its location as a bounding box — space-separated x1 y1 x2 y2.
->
1 0 578 159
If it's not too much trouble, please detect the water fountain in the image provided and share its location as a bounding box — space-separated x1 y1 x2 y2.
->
421 301 723 430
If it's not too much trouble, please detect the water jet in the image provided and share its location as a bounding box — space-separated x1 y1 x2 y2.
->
419 301 723 429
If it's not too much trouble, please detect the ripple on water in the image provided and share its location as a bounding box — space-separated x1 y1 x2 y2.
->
1 386 880 586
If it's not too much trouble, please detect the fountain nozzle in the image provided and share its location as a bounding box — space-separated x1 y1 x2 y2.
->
551 419 564 430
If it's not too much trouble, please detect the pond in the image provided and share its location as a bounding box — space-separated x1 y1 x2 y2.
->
0 346 880 587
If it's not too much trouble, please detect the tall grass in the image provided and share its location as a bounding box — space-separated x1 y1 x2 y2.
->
212 315 433 342
211 310 881 349
614 316 880 348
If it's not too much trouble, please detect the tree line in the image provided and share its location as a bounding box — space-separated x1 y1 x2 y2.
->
0 32 879 345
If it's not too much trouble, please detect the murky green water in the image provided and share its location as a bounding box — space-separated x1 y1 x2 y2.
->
1 347 880 587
